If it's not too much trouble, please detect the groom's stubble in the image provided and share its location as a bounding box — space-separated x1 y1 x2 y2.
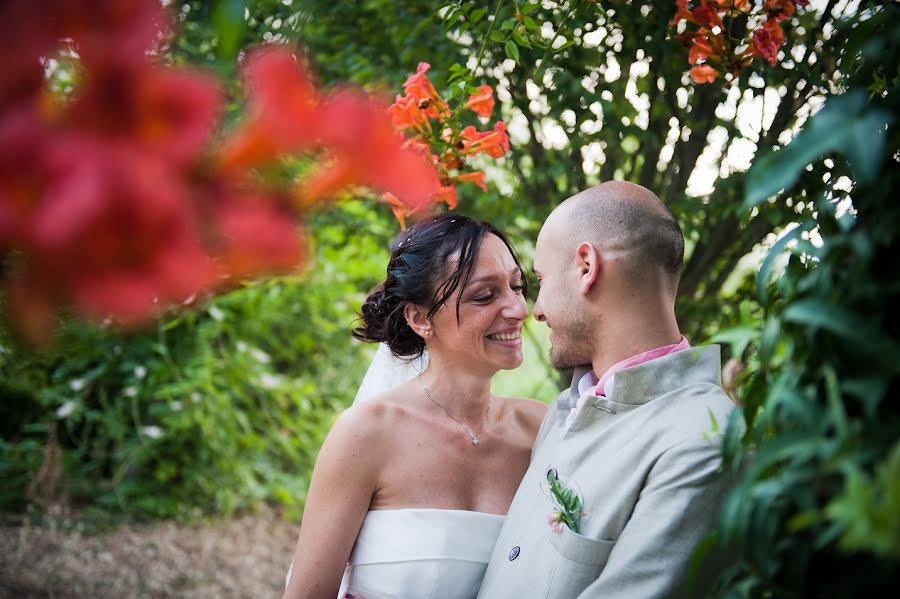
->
547 289 597 371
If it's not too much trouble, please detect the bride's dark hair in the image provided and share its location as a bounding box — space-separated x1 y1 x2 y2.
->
352 213 527 359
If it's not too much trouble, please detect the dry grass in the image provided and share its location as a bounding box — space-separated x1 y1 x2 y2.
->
0 506 298 599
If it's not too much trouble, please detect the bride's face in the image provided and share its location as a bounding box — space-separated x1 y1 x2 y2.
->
428 234 527 374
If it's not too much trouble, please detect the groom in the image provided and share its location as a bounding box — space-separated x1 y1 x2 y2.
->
478 182 737 598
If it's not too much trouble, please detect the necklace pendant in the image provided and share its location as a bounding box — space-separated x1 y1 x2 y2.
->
472 436 479 446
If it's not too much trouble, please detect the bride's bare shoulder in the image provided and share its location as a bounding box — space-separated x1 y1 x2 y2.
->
337 382 421 435
495 396 548 436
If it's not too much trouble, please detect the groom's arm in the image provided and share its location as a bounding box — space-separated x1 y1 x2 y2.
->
575 438 734 598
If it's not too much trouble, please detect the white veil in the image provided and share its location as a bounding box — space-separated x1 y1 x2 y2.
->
353 342 429 404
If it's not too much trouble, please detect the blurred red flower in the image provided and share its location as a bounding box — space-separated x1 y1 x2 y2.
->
689 36 716 65
0 3 449 342
752 19 785 66
461 122 510 159
764 0 797 22
69 65 221 168
296 90 441 212
455 171 488 192
671 0 805 84
221 48 320 171
403 63 450 120
465 86 496 119
209 193 303 282
27 141 214 322
690 64 719 84
389 94 433 134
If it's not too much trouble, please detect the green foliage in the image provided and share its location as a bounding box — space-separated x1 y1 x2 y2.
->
745 91 895 208
0 201 395 520
714 6 900 596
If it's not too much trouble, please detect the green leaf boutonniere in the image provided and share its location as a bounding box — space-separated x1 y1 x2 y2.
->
545 469 584 534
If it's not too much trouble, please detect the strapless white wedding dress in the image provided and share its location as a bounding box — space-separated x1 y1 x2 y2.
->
286 508 504 599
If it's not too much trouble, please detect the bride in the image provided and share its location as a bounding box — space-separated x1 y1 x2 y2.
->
283 213 547 599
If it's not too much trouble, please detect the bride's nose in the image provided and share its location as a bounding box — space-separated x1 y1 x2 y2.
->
502 290 528 321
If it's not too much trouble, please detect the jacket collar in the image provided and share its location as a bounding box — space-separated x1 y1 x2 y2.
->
554 346 723 427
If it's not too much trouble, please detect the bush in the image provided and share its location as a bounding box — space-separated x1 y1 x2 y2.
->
0 201 396 520
711 9 900 596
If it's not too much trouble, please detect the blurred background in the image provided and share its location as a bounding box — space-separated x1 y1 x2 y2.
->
1 0 897 597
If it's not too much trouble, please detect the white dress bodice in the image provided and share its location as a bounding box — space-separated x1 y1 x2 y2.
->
287 508 504 599
340 508 504 599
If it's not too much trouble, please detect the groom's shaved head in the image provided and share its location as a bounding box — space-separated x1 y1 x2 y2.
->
549 181 684 295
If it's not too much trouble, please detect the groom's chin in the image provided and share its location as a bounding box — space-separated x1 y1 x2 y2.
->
549 347 578 371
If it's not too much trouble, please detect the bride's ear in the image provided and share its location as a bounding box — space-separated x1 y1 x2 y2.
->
404 303 432 339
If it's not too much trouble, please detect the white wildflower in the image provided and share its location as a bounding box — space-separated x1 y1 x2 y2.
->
123 386 138 398
140 426 163 439
69 378 86 392
236 340 248 353
134 366 147 379
56 401 76 419
208 306 225 321
250 348 271 364
259 373 283 390
170 400 183 411
190 392 201 403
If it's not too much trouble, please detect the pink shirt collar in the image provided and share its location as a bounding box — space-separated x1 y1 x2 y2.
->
566 336 690 430
594 335 690 397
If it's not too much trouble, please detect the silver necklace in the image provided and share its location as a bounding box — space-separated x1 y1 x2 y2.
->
422 383 490 446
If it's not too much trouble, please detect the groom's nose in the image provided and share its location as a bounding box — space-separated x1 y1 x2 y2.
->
532 292 546 322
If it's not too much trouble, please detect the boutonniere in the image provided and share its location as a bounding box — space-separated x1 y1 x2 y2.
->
544 469 584 534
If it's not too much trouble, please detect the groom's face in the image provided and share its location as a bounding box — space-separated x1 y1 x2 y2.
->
532 221 595 370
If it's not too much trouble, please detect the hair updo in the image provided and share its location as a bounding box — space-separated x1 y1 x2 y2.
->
352 213 527 359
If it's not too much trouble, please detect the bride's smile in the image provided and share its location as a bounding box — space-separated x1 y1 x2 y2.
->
423 233 528 375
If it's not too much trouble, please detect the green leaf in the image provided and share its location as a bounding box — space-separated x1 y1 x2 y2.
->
756 219 815 305
710 326 758 359
722 408 745 474
821 365 848 438
512 29 533 49
212 0 247 61
826 443 900 558
758 315 781 367
783 299 900 372
504 40 520 62
744 91 894 208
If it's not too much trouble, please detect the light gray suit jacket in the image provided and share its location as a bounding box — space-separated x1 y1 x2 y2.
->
478 345 737 598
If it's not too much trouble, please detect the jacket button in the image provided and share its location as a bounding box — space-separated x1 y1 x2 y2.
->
509 546 520 561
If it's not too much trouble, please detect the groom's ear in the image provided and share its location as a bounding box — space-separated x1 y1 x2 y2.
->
404 303 431 338
574 242 601 295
